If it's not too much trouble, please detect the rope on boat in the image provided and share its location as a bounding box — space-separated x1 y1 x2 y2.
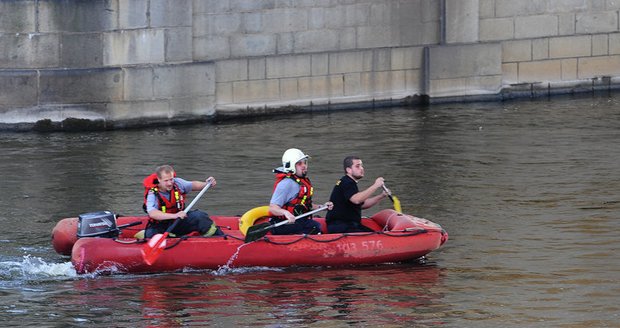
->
161 233 242 249
260 229 429 245
163 236 188 249
113 238 145 245
380 229 428 237
160 225 237 249
381 211 402 231
122 228 432 250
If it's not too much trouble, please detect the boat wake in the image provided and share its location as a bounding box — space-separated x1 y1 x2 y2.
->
212 243 284 275
212 265 284 276
0 255 77 283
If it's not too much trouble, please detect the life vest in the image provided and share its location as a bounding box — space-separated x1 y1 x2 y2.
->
142 173 186 214
273 172 313 215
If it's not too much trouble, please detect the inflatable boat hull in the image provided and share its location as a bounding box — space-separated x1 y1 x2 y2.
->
53 209 448 274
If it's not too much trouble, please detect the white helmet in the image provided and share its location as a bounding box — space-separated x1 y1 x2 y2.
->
281 148 309 173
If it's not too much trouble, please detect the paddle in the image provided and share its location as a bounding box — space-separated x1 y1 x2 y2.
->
382 184 402 213
244 205 328 243
141 181 212 265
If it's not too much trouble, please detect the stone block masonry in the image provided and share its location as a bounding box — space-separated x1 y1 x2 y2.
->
214 47 425 114
2 0 620 130
481 0 620 97
0 0 214 130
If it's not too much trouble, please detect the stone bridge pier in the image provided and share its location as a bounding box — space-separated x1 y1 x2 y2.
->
1 0 619 130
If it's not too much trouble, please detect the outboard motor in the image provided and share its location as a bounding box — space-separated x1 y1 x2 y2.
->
77 211 119 238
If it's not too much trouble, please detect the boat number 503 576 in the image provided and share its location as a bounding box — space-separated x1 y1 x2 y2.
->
337 240 384 252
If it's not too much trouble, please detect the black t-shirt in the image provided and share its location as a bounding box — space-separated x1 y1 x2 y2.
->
326 175 362 224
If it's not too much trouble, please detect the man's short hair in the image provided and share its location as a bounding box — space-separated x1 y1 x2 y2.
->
343 156 360 173
156 165 175 178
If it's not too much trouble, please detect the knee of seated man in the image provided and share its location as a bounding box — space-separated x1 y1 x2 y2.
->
202 222 219 237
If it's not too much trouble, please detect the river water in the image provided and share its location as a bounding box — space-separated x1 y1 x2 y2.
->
1 94 619 327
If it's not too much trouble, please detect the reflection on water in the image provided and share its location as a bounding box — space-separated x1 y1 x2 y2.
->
38 265 444 327
1 93 619 326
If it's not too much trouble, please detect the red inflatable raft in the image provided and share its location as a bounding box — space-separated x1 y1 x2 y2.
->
52 209 448 274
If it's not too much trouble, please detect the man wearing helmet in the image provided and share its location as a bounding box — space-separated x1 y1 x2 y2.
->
269 148 333 235
325 156 389 233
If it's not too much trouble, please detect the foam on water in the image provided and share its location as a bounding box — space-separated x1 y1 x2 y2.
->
212 265 284 276
211 242 286 276
0 255 77 282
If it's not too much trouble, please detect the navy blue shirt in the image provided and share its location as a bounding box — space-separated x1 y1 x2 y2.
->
326 175 362 224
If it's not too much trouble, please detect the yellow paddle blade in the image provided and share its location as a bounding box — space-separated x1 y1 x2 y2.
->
392 195 402 213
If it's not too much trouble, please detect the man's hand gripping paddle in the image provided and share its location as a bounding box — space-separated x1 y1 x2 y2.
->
244 205 328 243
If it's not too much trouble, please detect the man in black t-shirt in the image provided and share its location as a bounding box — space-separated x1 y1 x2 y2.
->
325 156 389 233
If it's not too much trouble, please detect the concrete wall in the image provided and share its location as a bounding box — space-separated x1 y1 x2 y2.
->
481 0 620 97
201 0 438 115
1 0 620 130
0 0 213 129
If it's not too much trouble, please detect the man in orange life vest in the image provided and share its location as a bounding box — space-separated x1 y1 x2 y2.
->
143 165 222 238
269 148 333 235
